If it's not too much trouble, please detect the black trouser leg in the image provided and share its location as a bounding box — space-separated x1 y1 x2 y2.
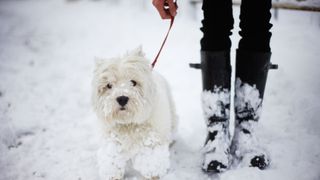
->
200 0 234 51
238 0 272 52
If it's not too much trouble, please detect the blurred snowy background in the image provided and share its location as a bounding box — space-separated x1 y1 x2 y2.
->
0 0 320 179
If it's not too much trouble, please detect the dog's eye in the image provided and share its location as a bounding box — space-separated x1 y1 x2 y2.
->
131 80 137 87
106 83 112 89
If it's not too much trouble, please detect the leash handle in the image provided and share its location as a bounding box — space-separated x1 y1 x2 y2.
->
151 16 175 69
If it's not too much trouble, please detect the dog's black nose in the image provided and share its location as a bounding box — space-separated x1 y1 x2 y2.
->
116 96 129 106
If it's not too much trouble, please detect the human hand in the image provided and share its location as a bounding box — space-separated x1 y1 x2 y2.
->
152 0 178 19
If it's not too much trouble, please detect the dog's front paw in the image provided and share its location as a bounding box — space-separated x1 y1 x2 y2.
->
133 145 170 179
97 142 127 180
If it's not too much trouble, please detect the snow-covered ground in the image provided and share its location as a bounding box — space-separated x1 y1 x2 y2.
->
0 0 320 179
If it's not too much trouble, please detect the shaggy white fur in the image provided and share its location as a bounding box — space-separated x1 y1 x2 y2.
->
91 46 177 180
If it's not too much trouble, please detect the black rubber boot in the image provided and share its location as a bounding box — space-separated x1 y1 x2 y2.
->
190 50 232 173
231 49 277 170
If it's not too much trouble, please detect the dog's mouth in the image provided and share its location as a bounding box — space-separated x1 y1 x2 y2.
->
119 107 126 111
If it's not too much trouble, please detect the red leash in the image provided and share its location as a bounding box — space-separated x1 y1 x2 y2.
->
151 16 175 69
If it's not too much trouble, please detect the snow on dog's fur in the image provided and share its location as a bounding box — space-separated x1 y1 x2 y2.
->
92 47 177 179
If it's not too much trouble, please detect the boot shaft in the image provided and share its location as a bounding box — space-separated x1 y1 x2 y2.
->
235 49 276 124
200 51 232 91
199 50 232 125
235 50 272 99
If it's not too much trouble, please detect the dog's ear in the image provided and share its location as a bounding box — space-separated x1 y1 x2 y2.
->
130 45 145 57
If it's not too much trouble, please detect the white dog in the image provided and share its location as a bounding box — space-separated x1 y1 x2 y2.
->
92 47 177 180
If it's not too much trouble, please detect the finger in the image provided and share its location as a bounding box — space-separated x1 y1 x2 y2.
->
158 6 171 19
167 0 177 17
153 0 171 19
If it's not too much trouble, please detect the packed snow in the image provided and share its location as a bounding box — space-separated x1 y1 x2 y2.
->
202 87 230 124
0 0 320 180
234 78 262 121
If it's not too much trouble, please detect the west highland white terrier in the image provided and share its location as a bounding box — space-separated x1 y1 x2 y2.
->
92 47 177 180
